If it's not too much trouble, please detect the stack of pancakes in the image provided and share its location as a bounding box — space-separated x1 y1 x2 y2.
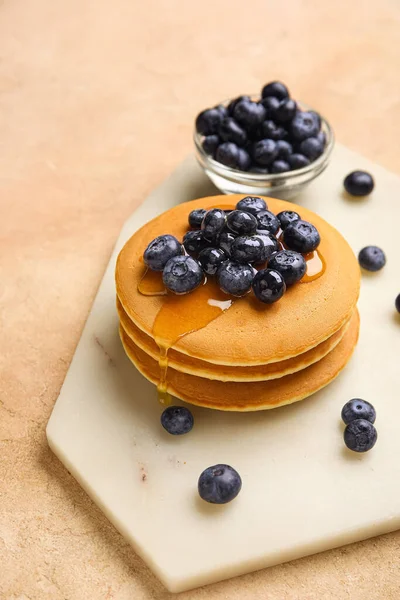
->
116 195 360 411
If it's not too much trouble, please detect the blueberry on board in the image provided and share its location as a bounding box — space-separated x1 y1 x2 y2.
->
276 140 293 160
183 230 208 255
261 81 289 101
215 142 240 168
227 95 251 116
198 247 227 275
277 210 300 230
161 405 194 435
260 120 288 141
202 134 220 156
226 210 258 235
344 419 377 453
255 232 280 262
236 147 251 171
271 160 290 174
260 95 280 118
268 250 306 285
290 111 320 141
252 268 286 303
256 210 280 235
274 99 297 123
218 231 236 256
344 171 375 196
188 208 207 229
201 208 226 241
358 246 386 272
288 153 310 170
195 108 223 135
143 234 183 272
253 139 279 166
299 137 324 160
233 100 266 132
341 399 376 425
283 219 320 253
236 196 267 216
198 464 242 504
231 235 264 264
249 165 270 174
219 117 248 146
396 294 400 313
163 255 204 294
217 260 255 296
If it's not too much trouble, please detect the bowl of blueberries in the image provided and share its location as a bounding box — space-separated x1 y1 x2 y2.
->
194 81 334 200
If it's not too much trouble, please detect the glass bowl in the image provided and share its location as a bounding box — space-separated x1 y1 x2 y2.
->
194 97 334 200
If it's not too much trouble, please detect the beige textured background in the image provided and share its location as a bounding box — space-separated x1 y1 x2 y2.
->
1 0 400 598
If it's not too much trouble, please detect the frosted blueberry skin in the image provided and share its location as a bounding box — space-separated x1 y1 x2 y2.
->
256 210 280 235
344 171 374 196
277 210 300 230
344 419 377 453
188 208 207 229
226 210 258 236
198 464 242 504
231 236 265 264
235 196 267 216
198 247 227 276
358 246 386 272
163 255 203 294
201 209 226 241
183 230 209 256
195 108 223 136
143 234 183 272
217 260 255 297
161 406 194 435
341 399 376 425
269 250 307 286
252 268 286 304
283 219 320 253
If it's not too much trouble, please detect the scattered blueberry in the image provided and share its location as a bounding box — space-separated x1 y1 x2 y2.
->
260 95 280 117
234 100 266 130
252 268 286 303
202 134 220 156
261 81 289 101
143 234 183 272
253 139 279 166
217 260 255 296
256 210 280 235
276 140 293 160
249 165 269 174
236 196 267 215
344 171 375 196
299 136 324 160
358 246 386 272
396 294 400 313
231 235 264 264
202 209 226 241
273 99 297 123
255 232 279 262
183 230 208 255
215 142 240 168
227 95 251 116
341 399 376 425
290 111 320 141
277 210 300 229
268 250 306 285
236 147 251 171
218 231 236 256
344 419 377 453
226 210 258 235
271 160 290 174
195 108 222 136
161 405 194 435
219 117 248 146
188 208 207 229
260 120 288 141
198 464 242 504
288 153 310 170
283 219 320 253
198 247 227 275
163 255 204 294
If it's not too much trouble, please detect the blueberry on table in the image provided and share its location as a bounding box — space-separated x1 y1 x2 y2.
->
236 196 267 215
219 117 248 146
276 140 293 160
261 81 289 101
341 399 376 425
218 231 236 256
396 294 400 313
202 134 220 156
227 95 251 116
183 230 208 255
255 232 280 262
188 208 207 229
253 139 279 166
226 210 258 235
201 208 226 241
288 153 310 170
299 136 324 160
161 406 194 435
260 95 280 117
344 419 377 453
195 108 223 136
143 234 183 272
217 260 255 296
215 142 241 168
274 99 297 123
344 171 375 196
198 247 227 276
290 111 320 141
163 255 204 294
234 100 266 131
252 268 286 303
283 219 320 253
358 246 386 272
277 210 300 230
236 148 251 171
269 250 306 286
231 235 264 264
271 160 290 174
198 464 242 504
260 120 288 141
256 210 280 235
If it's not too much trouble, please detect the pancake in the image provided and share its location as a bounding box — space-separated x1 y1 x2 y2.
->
116 195 360 366
117 297 352 382
120 309 360 411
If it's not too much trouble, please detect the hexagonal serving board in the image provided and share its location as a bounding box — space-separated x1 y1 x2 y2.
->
47 146 400 593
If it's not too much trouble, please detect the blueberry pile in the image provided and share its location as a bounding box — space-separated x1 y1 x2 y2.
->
143 196 321 303
195 81 326 174
341 398 377 453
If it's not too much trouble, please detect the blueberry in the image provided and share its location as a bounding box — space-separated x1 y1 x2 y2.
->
227 95 251 116
161 405 194 435
256 210 280 235
233 100 266 131
268 250 306 285
274 99 297 123
299 136 324 161
276 140 293 160
261 81 289 101
396 294 400 313
283 219 320 253
253 139 279 166
358 246 386 272
215 142 240 168
344 419 377 453
255 232 280 262
226 210 257 235
260 96 280 117
341 399 376 425
231 235 264 264
202 135 220 155
163 255 203 294
195 108 222 136
198 464 242 504
236 147 251 171
201 208 226 241
218 231 236 256
236 196 267 215
271 160 290 174
290 111 320 141
309 110 322 129
277 210 300 230
188 208 207 229
215 104 229 120
183 230 209 255
217 260 254 296
252 268 286 303
317 130 326 147
288 153 310 170
344 171 375 196
249 165 270 174
219 117 248 146
198 247 227 275
143 234 183 272
260 120 288 141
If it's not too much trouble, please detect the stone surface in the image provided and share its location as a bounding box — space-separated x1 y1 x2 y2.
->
2 0 400 598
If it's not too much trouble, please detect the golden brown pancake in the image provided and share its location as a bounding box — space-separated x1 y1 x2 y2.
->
120 310 360 411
